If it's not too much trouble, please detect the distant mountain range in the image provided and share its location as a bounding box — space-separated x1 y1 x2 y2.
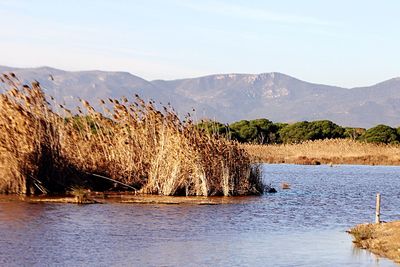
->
1 65 399 128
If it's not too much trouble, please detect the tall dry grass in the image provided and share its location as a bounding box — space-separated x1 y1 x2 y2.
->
243 139 400 165
0 73 263 196
349 222 400 263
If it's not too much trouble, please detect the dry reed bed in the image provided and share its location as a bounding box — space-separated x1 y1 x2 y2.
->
349 222 400 263
0 73 263 196
242 139 400 165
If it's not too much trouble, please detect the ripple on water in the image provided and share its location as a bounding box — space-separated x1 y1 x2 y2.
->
0 164 399 266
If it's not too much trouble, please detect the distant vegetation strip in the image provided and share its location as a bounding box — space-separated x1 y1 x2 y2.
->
242 139 400 166
196 117 400 165
197 119 400 145
0 73 263 196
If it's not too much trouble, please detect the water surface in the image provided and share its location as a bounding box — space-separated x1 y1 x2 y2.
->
1 164 399 266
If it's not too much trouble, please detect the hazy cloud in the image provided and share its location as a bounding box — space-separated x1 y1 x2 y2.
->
179 1 332 26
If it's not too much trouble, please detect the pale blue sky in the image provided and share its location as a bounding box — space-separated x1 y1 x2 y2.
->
1 0 399 87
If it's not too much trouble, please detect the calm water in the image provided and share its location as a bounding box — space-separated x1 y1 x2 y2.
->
1 164 400 266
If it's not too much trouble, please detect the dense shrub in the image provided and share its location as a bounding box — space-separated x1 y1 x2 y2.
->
278 120 345 144
229 120 258 143
360 124 399 144
202 118 399 146
249 119 280 144
343 127 366 140
229 119 281 144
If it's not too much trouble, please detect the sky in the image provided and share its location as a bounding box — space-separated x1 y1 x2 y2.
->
1 0 399 87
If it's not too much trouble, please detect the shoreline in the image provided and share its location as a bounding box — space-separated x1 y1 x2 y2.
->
253 156 400 166
349 222 400 264
0 193 260 205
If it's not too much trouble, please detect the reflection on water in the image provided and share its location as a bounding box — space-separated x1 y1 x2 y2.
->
0 164 399 266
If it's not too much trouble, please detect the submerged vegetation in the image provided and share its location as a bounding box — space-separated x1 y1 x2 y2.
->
0 73 263 196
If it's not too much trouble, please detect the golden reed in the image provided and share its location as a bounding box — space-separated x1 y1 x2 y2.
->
243 139 400 165
0 74 263 196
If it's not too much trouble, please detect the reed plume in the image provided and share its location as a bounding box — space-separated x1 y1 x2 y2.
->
0 74 263 196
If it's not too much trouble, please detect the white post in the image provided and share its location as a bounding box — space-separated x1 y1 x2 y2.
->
375 193 381 224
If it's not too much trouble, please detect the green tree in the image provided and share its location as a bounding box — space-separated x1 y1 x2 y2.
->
229 119 282 144
279 121 312 143
278 120 345 143
249 119 278 144
309 120 345 139
343 127 366 140
229 120 258 143
272 123 288 144
360 124 399 144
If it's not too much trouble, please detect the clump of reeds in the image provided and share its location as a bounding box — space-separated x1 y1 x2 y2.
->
0 73 263 196
349 224 375 244
0 75 83 194
349 222 400 263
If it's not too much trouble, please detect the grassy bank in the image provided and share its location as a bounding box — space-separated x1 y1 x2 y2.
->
242 139 400 165
349 222 400 263
0 74 263 196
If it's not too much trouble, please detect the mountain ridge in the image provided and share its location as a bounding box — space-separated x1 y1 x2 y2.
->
0 65 399 128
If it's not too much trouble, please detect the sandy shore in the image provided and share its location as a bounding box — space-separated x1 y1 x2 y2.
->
349 221 400 263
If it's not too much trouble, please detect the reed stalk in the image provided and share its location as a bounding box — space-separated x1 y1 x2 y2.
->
0 73 263 196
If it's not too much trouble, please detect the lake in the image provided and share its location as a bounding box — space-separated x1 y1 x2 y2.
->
1 164 399 266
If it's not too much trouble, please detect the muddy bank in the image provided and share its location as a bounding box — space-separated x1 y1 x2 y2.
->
0 193 259 205
349 221 400 263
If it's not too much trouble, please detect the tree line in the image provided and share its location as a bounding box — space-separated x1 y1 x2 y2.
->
196 119 400 145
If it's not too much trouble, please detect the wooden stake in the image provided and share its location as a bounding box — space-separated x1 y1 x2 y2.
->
375 193 381 224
